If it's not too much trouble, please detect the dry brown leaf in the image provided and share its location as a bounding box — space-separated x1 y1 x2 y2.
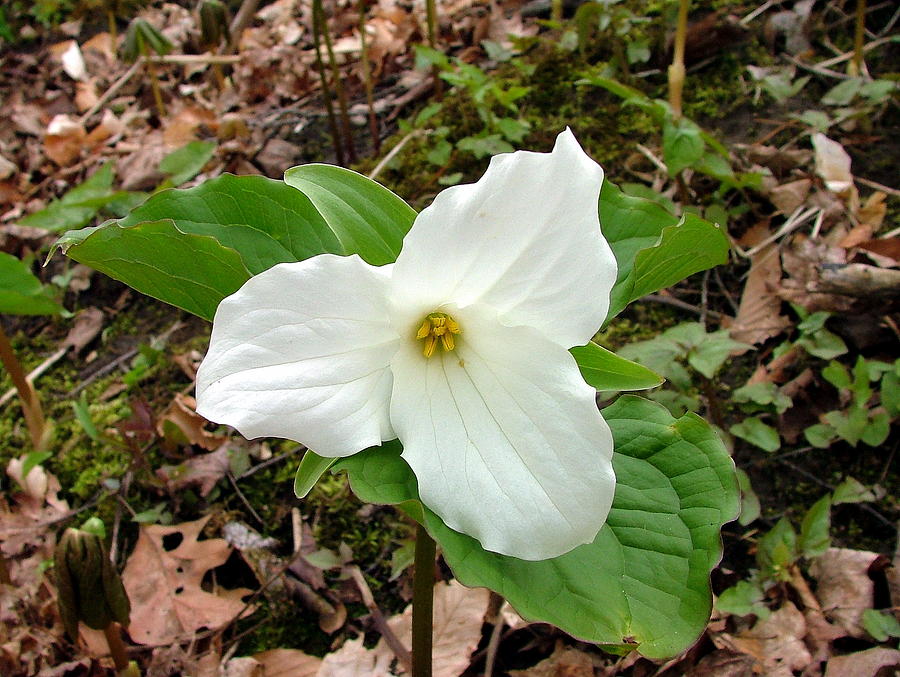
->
378 580 490 677
856 237 900 264
318 637 392 677
252 648 322 676
85 110 125 149
82 32 115 62
157 445 231 497
769 178 811 215
156 393 228 451
812 133 859 213
61 307 104 354
809 548 879 639
162 106 218 149
122 515 252 645
684 649 757 677
43 114 86 167
824 647 900 677
74 80 98 113
730 225 790 345
730 602 811 674
221 657 264 677
508 643 597 676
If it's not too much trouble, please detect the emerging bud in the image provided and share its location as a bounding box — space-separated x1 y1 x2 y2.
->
54 526 130 640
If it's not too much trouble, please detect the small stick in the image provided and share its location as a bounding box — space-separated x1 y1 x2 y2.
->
80 60 142 124
228 0 261 52
143 54 241 65
856 176 900 198
368 129 425 181
348 565 412 672
0 346 67 407
318 1 356 164
226 472 265 526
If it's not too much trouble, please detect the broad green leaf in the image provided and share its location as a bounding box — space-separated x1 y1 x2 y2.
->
54 219 251 320
822 78 863 106
663 117 704 175
804 423 835 449
19 164 119 232
862 609 900 642
883 371 900 417
832 476 875 505
0 252 64 316
284 164 415 266
757 517 797 580
861 411 889 447
600 183 729 321
54 174 348 319
735 468 760 526
571 341 663 391
687 331 750 378
158 141 216 186
334 395 738 659
730 417 780 452
798 495 831 558
715 580 769 619
732 382 792 414
294 450 337 499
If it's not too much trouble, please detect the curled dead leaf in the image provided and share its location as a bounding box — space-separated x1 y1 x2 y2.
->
44 115 86 167
809 547 879 638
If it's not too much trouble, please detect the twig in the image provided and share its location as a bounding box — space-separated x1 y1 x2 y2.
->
226 472 264 526
643 294 723 319
741 0 782 25
80 61 142 124
483 599 505 677
348 565 413 672
734 206 819 258
143 54 241 65
635 143 667 174
856 176 900 198
368 129 425 181
227 0 261 52
65 348 138 397
785 54 851 81
811 36 895 70
0 346 67 407
238 446 303 480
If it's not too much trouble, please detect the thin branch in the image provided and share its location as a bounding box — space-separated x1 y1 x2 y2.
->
348 565 412 672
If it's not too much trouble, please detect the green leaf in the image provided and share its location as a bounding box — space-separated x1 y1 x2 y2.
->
663 116 705 175
862 609 900 642
54 174 349 319
21 450 53 479
294 450 337 499
19 164 119 232
881 371 899 416
861 411 890 447
716 580 769 619
687 331 749 379
571 342 663 391
158 141 216 186
335 395 739 659
804 423 835 449
832 476 876 505
799 495 831 558
736 468 760 526
822 361 851 390
55 219 251 320
822 78 863 106
284 164 415 266
732 382 792 414
730 417 780 453
600 183 730 320
0 252 64 316
757 518 797 580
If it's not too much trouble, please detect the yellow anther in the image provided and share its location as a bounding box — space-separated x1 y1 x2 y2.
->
416 312 461 358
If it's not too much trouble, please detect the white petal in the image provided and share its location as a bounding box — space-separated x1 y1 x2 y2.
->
390 129 616 348
196 254 399 457
390 305 615 560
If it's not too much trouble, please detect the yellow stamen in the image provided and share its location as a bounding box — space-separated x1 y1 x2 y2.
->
416 312 461 358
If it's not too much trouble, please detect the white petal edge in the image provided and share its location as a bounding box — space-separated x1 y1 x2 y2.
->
389 129 617 348
196 254 400 457
389 304 615 560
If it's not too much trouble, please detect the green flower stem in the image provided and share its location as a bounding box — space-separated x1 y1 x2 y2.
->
668 0 689 119
412 522 435 677
103 622 130 673
0 324 46 451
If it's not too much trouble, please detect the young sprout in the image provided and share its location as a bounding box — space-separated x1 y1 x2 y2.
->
122 18 173 118
668 0 690 119
199 0 230 89
55 520 136 675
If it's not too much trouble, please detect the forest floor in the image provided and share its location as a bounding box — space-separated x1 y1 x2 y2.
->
0 0 898 675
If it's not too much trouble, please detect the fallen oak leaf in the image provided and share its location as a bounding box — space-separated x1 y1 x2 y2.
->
157 393 228 451
122 515 252 645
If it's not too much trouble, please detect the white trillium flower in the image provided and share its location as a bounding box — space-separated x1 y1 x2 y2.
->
196 129 618 561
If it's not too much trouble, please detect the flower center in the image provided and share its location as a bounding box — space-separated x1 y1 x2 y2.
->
415 312 461 358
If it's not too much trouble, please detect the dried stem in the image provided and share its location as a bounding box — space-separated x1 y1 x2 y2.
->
317 0 356 164
0 324 46 451
425 0 443 100
107 10 117 46
103 623 129 673
411 523 435 677
850 0 867 77
312 0 345 165
141 43 166 118
358 0 381 154
668 0 689 119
